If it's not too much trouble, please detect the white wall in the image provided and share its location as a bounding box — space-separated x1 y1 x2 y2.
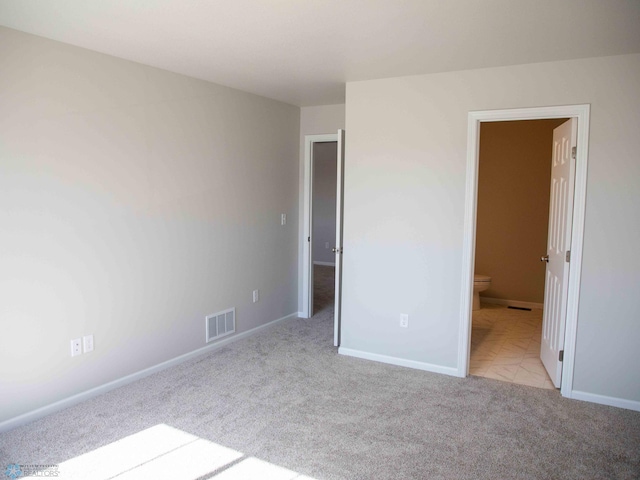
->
0 27 300 423
342 54 640 405
312 142 338 264
298 105 345 309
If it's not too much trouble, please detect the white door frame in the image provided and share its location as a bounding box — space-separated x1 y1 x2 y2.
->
457 104 590 398
301 133 338 318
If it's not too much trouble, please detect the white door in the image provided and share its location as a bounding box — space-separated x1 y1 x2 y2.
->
541 118 577 387
333 129 345 347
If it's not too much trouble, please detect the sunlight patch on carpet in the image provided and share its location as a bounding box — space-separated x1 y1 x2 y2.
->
57 424 316 480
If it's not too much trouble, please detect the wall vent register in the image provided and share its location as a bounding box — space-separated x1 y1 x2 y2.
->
206 308 236 343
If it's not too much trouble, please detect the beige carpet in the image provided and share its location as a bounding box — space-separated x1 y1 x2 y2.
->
1 265 639 479
313 264 335 317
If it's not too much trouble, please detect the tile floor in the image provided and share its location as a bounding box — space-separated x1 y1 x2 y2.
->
470 303 556 390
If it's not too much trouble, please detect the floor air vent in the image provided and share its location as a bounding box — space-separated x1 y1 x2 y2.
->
206 308 235 343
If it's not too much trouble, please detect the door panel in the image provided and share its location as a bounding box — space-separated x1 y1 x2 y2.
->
334 129 345 347
541 118 577 387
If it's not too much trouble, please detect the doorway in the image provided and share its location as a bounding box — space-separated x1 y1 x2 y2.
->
301 131 346 347
470 119 567 389
311 141 338 317
302 133 337 319
458 105 590 399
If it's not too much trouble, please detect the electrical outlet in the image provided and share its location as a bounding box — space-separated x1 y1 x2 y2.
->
253 289 259 303
281 213 286 225
70 338 82 357
400 314 409 328
83 334 94 353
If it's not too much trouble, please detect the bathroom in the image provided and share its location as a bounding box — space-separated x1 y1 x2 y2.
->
470 118 568 388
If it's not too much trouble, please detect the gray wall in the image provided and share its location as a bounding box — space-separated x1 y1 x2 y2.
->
342 54 640 404
312 142 338 264
0 27 300 422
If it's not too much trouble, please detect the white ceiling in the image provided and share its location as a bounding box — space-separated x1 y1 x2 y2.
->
1 1 639 107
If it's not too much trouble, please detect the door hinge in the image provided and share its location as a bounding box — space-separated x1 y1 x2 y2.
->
571 146 576 160
559 350 564 362
565 250 571 262
308 236 310 242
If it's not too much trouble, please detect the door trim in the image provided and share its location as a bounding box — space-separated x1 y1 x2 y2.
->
457 104 590 399
301 133 338 318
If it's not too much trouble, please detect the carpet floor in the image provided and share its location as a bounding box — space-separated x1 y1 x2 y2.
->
1 266 639 479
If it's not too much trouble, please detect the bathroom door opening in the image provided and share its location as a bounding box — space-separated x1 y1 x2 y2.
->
470 118 568 389
459 105 590 399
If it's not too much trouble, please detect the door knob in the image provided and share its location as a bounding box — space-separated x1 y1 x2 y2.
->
332 247 338 253
540 255 549 263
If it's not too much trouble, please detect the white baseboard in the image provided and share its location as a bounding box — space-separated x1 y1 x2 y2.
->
313 261 335 267
481 297 544 310
0 312 299 433
568 390 640 412
338 347 459 377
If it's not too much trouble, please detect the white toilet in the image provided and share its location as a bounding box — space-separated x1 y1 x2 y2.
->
473 274 491 310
